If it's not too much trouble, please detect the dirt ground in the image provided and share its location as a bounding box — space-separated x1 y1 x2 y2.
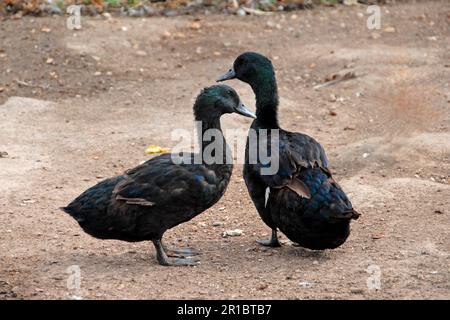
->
1 1 449 300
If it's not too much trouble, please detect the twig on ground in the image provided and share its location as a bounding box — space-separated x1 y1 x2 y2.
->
314 71 357 90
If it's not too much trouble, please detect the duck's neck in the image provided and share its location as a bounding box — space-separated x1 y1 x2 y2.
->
195 117 231 166
251 75 279 129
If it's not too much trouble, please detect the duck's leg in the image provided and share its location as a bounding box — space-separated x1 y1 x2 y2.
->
256 229 281 247
152 239 199 266
162 241 200 258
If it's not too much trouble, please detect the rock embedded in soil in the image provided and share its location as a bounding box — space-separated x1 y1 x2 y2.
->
257 284 268 290
350 288 364 294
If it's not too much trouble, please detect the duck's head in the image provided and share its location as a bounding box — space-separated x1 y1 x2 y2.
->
194 85 256 121
216 52 274 86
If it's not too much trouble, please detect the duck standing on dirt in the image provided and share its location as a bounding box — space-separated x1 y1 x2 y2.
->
61 85 256 266
217 52 360 250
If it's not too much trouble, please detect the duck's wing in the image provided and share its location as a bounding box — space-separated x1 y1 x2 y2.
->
112 153 220 208
256 130 329 198
283 131 329 169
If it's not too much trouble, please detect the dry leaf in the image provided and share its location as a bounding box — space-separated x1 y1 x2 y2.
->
189 21 202 30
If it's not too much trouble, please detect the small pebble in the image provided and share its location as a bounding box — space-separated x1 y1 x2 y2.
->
135 50 147 56
237 8 246 17
298 281 312 288
222 229 243 237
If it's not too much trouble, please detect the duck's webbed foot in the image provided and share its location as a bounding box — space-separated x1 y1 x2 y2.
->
256 229 281 247
161 242 200 258
152 239 199 266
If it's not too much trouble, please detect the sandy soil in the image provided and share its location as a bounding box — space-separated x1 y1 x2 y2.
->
0 1 449 300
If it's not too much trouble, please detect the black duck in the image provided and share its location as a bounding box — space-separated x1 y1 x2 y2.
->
62 85 255 266
218 52 360 250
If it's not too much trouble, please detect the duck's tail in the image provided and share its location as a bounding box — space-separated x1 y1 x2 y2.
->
60 206 85 223
326 208 360 224
339 209 361 220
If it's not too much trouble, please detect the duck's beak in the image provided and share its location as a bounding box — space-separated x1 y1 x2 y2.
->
235 101 256 119
217 67 236 82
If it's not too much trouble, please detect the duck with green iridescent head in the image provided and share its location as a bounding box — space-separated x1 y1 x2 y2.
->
62 85 255 266
218 52 360 250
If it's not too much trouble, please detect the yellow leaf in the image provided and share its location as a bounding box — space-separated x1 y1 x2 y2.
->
145 145 170 154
